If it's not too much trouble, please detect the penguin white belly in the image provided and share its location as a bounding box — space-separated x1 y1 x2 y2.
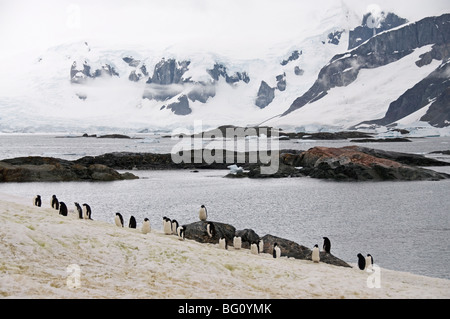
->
163 221 172 234
312 247 320 263
219 238 227 250
199 207 207 221
142 221 151 234
115 215 122 227
250 243 259 255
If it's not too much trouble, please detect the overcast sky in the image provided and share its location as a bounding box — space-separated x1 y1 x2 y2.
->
0 0 449 58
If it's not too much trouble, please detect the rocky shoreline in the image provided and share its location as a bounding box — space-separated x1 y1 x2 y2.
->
1 145 449 182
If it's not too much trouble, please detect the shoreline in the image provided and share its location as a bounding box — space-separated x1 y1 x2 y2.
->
0 193 449 299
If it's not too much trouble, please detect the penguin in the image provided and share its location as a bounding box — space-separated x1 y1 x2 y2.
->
33 195 41 207
233 236 242 249
357 253 366 270
250 242 259 255
199 205 207 221
177 225 186 241
82 203 92 220
141 218 151 234
129 216 137 228
258 239 264 254
115 213 124 227
365 254 374 270
273 243 281 259
74 202 83 219
59 202 68 216
312 244 320 263
171 219 179 235
163 217 172 234
51 195 59 210
323 237 331 253
206 222 216 238
219 237 227 250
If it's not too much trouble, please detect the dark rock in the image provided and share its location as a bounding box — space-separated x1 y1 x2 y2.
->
293 146 450 181
187 82 216 103
281 50 301 66
261 234 351 267
294 66 304 76
151 58 190 85
0 156 138 182
122 56 140 67
255 81 275 108
276 73 286 91
184 221 236 246
348 12 408 50
164 95 192 115
327 30 344 45
235 229 260 249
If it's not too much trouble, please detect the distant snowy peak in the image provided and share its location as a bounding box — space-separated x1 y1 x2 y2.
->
278 13 450 129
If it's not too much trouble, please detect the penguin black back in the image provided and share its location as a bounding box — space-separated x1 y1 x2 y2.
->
34 195 42 207
75 202 83 219
59 202 68 216
357 253 366 270
82 203 92 219
129 216 137 228
51 195 59 210
323 237 331 253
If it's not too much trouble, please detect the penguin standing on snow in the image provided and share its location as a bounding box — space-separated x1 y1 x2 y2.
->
129 216 137 228
258 239 264 254
33 195 42 207
59 202 68 216
82 203 92 220
312 244 320 263
250 242 259 255
163 217 172 234
51 195 59 210
357 253 366 270
142 218 151 234
199 205 207 221
273 243 281 259
323 237 331 253
233 236 242 249
115 213 124 227
171 219 179 235
206 222 216 238
177 225 186 241
219 237 228 250
74 202 83 219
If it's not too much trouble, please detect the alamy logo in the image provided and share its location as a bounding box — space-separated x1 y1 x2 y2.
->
66 264 81 289
170 121 280 175
366 264 381 289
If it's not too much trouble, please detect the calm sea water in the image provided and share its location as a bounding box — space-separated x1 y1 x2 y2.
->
0 133 449 280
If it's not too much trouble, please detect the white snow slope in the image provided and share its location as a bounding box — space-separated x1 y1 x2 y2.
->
1 194 449 299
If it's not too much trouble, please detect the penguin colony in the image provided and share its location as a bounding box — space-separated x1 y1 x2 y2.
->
33 198 375 268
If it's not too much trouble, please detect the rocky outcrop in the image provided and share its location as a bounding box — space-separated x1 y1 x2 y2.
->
182 221 351 267
255 81 275 109
162 95 192 116
0 156 138 182
283 14 450 119
70 61 119 84
285 146 450 181
348 12 408 50
360 54 450 127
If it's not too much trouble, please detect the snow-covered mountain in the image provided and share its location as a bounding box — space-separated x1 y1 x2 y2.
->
0 3 448 134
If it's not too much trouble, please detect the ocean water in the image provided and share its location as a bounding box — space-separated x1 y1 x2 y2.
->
0 133 449 280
